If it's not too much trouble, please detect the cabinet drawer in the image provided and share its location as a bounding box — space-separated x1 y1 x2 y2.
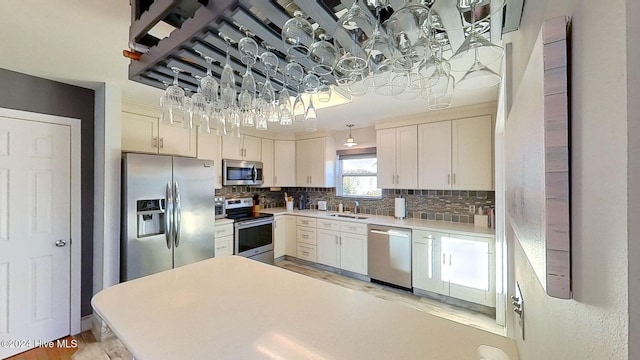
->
297 227 317 245
412 230 446 245
214 235 233 257
340 221 367 235
296 216 317 227
316 219 340 231
215 224 234 238
297 243 317 262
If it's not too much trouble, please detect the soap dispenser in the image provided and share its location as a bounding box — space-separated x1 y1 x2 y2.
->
338 202 344 213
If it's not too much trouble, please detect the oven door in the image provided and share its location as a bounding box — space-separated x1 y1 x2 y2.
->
234 218 273 261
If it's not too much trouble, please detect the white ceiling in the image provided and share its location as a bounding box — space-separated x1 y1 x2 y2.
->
0 0 500 132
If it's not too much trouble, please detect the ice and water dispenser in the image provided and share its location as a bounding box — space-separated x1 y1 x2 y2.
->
136 199 165 237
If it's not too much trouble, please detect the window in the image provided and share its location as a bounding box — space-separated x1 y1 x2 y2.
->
337 150 381 198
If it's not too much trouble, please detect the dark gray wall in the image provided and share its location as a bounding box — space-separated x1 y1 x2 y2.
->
0 67 95 317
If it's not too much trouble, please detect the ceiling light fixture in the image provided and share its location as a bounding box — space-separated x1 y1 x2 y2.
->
344 124 358 147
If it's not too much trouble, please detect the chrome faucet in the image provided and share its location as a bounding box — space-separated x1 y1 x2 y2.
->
354 201 360 215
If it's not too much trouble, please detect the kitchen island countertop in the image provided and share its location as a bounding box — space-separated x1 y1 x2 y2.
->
92 256 516 359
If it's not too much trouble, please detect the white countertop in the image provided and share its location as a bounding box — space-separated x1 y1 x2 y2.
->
261 208 496 237
92 256 516 359
215 217 234 226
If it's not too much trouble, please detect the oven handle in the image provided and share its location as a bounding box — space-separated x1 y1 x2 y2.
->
234 218 273 230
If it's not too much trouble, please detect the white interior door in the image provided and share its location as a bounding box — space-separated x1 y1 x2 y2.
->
0 117 71 358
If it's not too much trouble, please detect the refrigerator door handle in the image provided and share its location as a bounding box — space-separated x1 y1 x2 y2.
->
165 182 173 249
174 181 182 248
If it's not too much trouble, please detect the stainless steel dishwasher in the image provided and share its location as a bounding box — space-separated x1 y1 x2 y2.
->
368 225 412 289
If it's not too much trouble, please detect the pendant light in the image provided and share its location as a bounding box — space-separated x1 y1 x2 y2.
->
344 124 358 147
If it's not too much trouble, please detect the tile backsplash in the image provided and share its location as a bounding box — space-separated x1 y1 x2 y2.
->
216 186 495 225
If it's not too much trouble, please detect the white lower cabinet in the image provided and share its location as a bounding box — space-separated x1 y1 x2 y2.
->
275 214 297 259
317 228 340 268
412 230 495 307
214 223 234 257
296 217 317 261
316 220 368 276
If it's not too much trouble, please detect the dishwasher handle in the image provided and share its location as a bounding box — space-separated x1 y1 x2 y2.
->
369 229 410 238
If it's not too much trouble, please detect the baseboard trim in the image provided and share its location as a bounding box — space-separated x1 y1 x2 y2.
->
80 315 94 333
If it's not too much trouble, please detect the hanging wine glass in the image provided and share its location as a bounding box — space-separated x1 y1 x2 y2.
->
427 0 506 32
334 0 376 75
278 86 293 125
239 65 256 127
278 68 293 125
182 88 193 130
309 33 338 76
161 67 185 125
200 56 219 104
383 0 431 71
447 0 504 71
304 94 318 132
285 62 306 123
254 82 268 131
238 32 259 66
362 20 396 89
427 74 455 110
212 97 226 136
219 35 237 107
260 51 279 123
454 47 501 90
317 82 331 102
292 83 306 123
191 77 211 132
281 10 314 58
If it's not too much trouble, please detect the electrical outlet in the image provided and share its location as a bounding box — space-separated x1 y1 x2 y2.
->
512 281 525 340
469 205 475 213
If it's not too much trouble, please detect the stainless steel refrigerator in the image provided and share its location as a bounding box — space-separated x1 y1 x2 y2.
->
121 153 216 281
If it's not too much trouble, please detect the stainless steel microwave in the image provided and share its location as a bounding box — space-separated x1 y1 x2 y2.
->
222 159 263 186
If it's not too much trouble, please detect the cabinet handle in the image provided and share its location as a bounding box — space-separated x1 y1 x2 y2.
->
396 175 399 184
159 137 164 149
453 174 456 184
443 253 446 265
392 175 395 184
449 254 452 266
339 236 342 245
447 174 450 184
302 234 308 239
274 176 277 184
153 137 158 148
302 251 309 256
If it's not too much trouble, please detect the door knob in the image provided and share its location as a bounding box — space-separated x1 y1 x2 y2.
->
55 239 67 247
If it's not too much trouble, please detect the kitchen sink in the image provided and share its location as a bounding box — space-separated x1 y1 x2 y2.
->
327 213 369 220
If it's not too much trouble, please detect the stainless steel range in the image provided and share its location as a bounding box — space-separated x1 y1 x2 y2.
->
225 198 274 264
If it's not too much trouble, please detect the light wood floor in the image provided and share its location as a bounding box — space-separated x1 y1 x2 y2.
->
11 257 503 359
276 259 503 335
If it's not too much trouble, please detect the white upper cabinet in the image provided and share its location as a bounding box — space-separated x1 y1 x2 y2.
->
418 116 493 190
296 137 336 187
418 121 452 189
376 126 418 189
121 111 196 157
222 134 261 161
451 116 493 190
261 138 274 187
197 129 223 189
274 140 296 187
